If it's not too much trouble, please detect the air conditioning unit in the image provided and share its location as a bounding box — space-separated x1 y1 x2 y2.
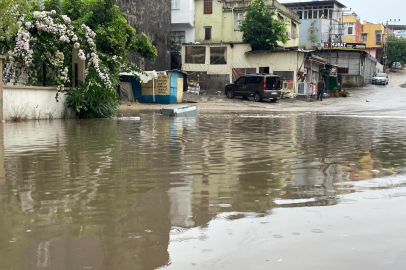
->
286 32 292 40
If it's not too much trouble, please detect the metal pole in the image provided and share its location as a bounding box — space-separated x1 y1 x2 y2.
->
153 77 155 102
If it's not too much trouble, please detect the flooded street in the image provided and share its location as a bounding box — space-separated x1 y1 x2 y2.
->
1 103 406 269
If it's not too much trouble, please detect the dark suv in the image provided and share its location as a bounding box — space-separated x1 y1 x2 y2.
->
225 74 282 102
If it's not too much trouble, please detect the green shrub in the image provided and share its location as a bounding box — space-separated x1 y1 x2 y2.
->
67 77 119 118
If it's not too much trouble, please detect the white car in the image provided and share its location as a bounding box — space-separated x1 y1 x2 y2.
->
372 73 389 85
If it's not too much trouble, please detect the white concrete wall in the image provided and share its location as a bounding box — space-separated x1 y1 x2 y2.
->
171 0 195 43
171 0 194 26
171 24 195 43
182 43 305 92
3 86 75 121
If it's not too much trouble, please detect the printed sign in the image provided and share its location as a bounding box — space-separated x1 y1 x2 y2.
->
324 42 367 50
142 74 170 96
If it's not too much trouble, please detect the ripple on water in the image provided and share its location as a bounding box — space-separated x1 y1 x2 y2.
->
2 113 406 268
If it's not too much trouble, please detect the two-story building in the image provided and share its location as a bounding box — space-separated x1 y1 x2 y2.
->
343 13 362 43
282 0 346 49
362 21 385 61
181 0 306 94
171 0 195 44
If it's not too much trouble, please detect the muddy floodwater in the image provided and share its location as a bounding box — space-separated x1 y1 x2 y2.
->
1 112 406 270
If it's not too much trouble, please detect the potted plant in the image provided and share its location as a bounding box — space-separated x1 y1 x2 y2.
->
307 21 318 50
333 87 339 97
328 88 336 98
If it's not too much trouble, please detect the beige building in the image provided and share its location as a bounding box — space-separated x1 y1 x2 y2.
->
182 43 327 93
194 0 300 48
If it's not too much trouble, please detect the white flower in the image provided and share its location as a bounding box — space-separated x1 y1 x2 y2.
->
59 35 70 43
74 42 80 49
50 10 56 14
61 15 71 24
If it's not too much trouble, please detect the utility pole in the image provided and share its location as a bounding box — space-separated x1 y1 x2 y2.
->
383 19 401 69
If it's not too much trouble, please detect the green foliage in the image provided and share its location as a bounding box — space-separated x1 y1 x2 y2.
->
62 0 157 61
66 77 119 118
386 36 406 65
240 0 287 50
171 39 181 70
0 0 29 53
307 21 318 45
133 33 158 60
44 0 62 13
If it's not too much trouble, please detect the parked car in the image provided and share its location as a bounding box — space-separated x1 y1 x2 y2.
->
225 74 282 102
372 73 389 85
391 62 402 70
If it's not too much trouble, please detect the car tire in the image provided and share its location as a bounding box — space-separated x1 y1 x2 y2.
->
226 90 235 99
254 92 262 102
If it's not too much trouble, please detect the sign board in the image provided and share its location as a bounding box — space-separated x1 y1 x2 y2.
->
142 73 170 96
324 42 367 50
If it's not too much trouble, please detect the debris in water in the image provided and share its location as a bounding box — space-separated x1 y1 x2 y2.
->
311 229 324 234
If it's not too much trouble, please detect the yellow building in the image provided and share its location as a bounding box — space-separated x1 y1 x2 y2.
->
362 21 386 60
343 13 362 43
194 0 300 48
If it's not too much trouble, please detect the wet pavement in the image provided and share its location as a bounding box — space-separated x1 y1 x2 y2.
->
1 72 406 270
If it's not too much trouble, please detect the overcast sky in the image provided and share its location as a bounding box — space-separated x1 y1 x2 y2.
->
279 0 406 25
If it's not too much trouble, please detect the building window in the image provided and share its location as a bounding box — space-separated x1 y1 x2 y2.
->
185 46 206 64
204 0 212 14
210 47 227 65
291 22 298 39
344 23 354 35
171 0 180 10
297 11 302 20
204 27 212 40
171 31 185 45
375 30 382 45
234 13 244 30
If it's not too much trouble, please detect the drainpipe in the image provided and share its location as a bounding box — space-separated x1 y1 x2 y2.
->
232 7 235 42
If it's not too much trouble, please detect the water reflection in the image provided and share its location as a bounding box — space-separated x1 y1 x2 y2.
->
0 113 406 269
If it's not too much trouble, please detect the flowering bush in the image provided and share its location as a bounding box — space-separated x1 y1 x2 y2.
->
6 10 112 94
2 0 158 118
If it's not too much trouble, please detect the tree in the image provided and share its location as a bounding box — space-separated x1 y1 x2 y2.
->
171 39 181 70
61 0 157 63
386 36 406 65
0 0 29 53
2 0 158 118
240 0 287 50
307 20 318 47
